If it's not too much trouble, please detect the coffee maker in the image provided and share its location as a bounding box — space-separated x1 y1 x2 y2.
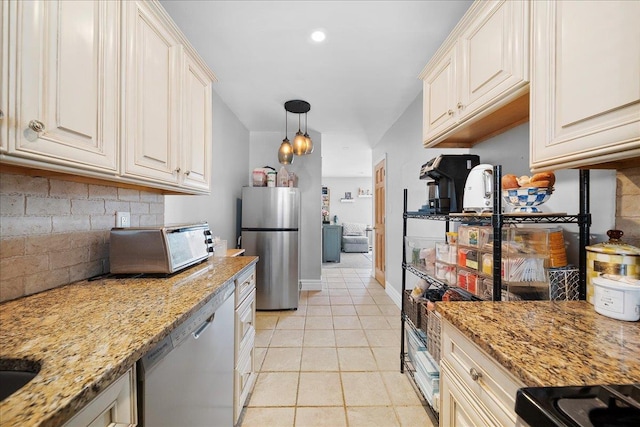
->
419 154 480 213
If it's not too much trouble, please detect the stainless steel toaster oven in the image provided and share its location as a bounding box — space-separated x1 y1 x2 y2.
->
109 223 214 274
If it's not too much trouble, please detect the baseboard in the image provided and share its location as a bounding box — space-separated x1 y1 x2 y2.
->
386 281 401 309
300 279 323 291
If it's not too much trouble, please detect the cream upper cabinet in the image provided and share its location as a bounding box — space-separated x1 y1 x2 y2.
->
180 53 213 191
122 0 215 193
530 0 640 171
1 1 8 153
421 0 529 148
422 46 457 140
3 0 119 172
122 0 182 186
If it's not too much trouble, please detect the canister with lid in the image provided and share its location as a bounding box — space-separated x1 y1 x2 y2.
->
586 230 640 304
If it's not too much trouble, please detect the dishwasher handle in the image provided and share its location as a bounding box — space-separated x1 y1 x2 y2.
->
192 313 215 339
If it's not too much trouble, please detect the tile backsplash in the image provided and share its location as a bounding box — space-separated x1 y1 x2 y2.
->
0 172 164 302
616 167 640 247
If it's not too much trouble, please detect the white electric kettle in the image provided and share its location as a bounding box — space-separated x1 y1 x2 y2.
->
463 164 494 213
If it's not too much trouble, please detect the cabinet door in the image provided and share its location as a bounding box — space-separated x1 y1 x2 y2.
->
6 0 118 172
63 367 137 427
1 1 8 153
441 362 497 427
180 53 212 191
122 0 181 184
530 0 640 171
458 0 528 118
422 46 457 143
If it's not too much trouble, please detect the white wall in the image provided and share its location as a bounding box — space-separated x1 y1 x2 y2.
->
165 92 250 246
322 177 373 226
374 92 617 305
249 131 323 290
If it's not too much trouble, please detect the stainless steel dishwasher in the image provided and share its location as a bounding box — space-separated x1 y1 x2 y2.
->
138 283 235 426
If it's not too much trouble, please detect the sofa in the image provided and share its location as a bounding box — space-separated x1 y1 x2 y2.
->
341 223 369 253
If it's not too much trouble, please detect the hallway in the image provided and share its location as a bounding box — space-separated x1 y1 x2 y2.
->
240 267 436 426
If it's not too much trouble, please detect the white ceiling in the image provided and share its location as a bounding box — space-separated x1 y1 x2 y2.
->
160 0 473 177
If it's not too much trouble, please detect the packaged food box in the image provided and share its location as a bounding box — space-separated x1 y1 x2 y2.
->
465 249 479 270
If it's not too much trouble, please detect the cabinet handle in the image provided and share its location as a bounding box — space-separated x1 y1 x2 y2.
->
469 367 482 381
0 109 4 119
174 167 181 173
185 170 191 176
28 119 45 133
447 109 454 116
457 102 464 109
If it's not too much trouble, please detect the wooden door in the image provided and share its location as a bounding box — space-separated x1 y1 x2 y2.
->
374 159 386 286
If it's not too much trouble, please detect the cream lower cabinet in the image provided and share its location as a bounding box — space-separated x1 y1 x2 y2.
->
2 0 119 173
440 320 524 427
234 266 257 424
421 0 529 147
530 1 640 171
63 367 137 427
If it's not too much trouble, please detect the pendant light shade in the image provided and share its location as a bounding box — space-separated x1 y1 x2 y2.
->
278 138 294 164
278 109 293 165
292 114 307 155
303 112 314 154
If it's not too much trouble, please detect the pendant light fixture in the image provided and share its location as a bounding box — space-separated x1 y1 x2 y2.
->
282 100 312 159
278 107 293 165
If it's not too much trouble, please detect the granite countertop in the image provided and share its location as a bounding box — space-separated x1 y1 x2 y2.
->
0 256 258 427
436 300 640 388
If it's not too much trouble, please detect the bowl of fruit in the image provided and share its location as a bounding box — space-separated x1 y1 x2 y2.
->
501 172 555 213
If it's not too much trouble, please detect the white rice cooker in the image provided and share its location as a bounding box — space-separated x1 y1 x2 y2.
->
463 164 494 213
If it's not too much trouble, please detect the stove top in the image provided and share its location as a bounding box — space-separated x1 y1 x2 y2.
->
515 384 640 427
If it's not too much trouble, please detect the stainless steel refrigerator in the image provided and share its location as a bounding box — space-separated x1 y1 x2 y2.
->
241 187 300 310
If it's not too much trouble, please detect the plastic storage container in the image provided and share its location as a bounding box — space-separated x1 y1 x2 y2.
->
405 237 441 274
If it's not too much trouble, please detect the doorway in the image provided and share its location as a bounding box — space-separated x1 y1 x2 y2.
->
374 159 385 286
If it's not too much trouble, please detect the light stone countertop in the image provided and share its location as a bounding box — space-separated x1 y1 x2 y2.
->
436 300 640 387
0 256 258 427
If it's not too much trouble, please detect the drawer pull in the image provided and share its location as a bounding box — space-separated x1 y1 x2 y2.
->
469 367 482 381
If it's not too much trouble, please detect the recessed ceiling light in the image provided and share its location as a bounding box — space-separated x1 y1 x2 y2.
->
311 30 326 43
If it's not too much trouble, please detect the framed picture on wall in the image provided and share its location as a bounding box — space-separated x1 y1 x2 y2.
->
344 192 352 199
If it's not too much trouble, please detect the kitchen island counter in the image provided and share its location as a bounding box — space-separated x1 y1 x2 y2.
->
436 300 640 388
0 256 258 427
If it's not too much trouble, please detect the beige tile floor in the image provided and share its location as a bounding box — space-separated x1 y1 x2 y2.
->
241 267 437 427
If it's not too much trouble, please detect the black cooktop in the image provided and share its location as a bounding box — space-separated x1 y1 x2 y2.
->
515 384 640 427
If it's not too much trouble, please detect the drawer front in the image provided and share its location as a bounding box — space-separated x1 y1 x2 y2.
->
442 320 524 426
235 289 256 355
234 343 257 423
235 267 256 307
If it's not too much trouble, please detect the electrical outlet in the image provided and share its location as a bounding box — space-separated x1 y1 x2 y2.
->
116 211 130 228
